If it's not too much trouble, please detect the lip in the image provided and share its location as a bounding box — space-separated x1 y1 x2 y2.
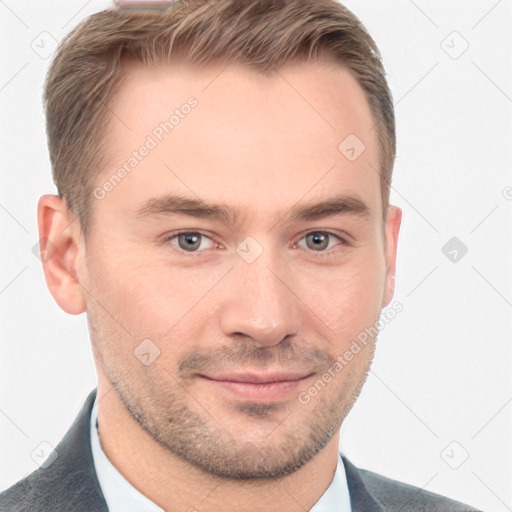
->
198 371 313 401
199 371 312 384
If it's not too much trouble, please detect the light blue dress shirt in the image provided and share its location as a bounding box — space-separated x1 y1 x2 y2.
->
90 396 352 511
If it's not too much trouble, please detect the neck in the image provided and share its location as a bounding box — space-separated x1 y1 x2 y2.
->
95 378 341 511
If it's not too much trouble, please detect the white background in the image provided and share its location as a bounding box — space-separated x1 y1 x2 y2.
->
1 1 511 510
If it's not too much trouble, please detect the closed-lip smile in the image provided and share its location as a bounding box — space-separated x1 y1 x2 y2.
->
197 371 314 401
199 371 313 384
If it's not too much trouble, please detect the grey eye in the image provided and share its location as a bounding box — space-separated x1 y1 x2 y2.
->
177 232 202 251
166 231 214 253
306 232 328 250
304 232 331 251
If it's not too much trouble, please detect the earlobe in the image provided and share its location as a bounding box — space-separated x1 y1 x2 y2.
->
36 194 86 315
382 205 402 308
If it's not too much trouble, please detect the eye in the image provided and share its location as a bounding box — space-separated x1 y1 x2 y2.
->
162 230 349 255
295 231 348 252
164 231 217 253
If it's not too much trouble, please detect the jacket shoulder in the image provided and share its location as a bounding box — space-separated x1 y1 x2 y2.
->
356 464 482 511
0 389 107 512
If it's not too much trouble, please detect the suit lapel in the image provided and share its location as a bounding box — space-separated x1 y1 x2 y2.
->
32 388 384 512
45 388 108 511
341 455 384 512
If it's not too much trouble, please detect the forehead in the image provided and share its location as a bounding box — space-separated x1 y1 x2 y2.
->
95 58 381 224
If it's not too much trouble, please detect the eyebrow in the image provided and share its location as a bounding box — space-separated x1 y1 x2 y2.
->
133 192 370 226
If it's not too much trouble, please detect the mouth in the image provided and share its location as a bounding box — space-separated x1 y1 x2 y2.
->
197 371 314 401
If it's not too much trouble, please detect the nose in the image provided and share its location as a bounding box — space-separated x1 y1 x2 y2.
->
218 255 302 348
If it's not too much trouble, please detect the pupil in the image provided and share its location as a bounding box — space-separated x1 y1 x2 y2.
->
308 233 327 250
180 233 200 251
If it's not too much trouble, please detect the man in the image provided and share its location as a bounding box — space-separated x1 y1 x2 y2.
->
0 0 481 510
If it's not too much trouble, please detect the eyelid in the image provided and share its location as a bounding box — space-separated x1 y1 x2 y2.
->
162 230 220 254
293 230 351 252
161 229 352 255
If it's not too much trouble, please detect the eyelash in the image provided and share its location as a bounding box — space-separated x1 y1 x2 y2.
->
162 230 351 257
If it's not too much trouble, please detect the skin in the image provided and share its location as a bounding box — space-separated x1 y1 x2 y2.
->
37 58 401 511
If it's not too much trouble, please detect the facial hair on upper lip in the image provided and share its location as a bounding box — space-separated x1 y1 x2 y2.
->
175 340 333 381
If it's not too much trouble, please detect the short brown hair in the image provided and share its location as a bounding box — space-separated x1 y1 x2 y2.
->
44 0 395 237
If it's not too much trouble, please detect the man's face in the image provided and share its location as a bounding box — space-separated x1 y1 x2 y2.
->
78 59 399 479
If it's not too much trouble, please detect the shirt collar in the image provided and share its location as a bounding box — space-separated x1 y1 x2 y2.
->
90 395 352 511
90 396 164 512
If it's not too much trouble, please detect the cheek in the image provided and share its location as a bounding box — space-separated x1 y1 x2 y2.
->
294 252 386 336
84 230 386 350
94 254 228 340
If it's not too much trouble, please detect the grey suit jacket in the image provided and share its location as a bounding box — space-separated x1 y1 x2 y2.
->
0 389 481 511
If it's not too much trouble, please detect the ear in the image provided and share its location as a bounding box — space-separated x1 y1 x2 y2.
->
382 205 402 308
36 194 86 315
